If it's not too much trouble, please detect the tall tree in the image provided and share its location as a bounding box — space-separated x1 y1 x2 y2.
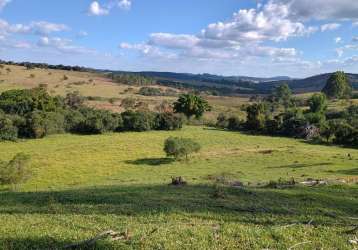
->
322 71 352 99
308 93 327 113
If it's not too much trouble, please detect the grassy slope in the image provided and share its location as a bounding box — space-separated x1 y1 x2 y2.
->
0 126 357 249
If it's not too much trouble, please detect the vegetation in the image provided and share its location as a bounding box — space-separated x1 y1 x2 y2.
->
173 94 211 118
0 126 357 249
322 71 352 99
164 137 201 160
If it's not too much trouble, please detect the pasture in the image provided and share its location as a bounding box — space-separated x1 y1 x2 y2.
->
0 126 357 249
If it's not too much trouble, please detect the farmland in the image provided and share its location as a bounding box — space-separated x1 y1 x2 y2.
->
0 126 357 249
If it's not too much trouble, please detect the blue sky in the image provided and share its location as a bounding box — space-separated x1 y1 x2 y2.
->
0 0 358 77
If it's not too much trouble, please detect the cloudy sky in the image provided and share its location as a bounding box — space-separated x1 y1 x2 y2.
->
1 0 358 77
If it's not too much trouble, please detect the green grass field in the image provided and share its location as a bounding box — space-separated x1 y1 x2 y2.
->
0 126 357 249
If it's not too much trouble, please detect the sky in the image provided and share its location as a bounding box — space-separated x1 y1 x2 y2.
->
1 0 358 78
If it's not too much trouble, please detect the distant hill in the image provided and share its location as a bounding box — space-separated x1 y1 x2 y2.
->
1 59 357 95
131 71 357 94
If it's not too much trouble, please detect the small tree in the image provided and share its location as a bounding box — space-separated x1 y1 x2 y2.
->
164 137 201 160
246 103 267 131
308 93 327 113
273 84 292 109
322 71 352 99
173 94 211 118
0 153 31 187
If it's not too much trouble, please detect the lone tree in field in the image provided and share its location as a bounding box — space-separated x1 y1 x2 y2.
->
322 71 352 99
164 137 201 160
173 94 211 118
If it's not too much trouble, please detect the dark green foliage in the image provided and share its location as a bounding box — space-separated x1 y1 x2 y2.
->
21 111 65 139
304 112 326 128
245 103 267 131
227 116 242 131
273 84 292 109
0 113 18 141
308 93 327 113
328 120 357 146
111 73 156 86
216 113 229 129
173 94 211 118
164 137 201 160
155 113 183 131
322 71 352 99
74 108 120 134
281 109 307 137
0 88 58 115
0 153 31 185
121 111 156 132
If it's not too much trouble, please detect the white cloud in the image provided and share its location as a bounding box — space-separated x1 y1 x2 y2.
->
201 2 315 43
38 36 95 54
336 48 344 57
118 0 131 10
0 0 10 11
335 37 342 43
77 31 88 38
149 33 199 49
320 23 341 32
353 36 358 42
88 1 109 16
0 19 68 36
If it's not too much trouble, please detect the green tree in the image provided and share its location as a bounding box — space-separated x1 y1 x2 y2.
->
173 94 211 118
274 84 292 109
308 93 327 113
322 71 352 99
246 103 267 131
164 137 201 160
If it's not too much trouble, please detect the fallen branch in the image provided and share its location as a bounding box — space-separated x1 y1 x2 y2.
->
64 230 130 249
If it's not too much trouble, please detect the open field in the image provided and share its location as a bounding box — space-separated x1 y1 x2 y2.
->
0 126 357 249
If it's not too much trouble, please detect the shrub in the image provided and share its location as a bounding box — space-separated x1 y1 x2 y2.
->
227 116 242 131
164 137 201 160
245 103 267 131
0 153 31 186
138 87 163 96
155 113 183 130
0 114 18 141
121 111 156 132
308 93 327 113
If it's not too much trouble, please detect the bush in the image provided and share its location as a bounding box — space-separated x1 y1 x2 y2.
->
0 153 31 186
0 114 18 141
227 116 242 131
74 108 120 134
155 113 183 130
138 87 163 96
121 111 156 132
164 137 201 160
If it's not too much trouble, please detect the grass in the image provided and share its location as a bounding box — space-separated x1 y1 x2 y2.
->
0 126 357 249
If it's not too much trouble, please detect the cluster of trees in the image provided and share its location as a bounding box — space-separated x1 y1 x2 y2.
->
138 87 177 97
218 72 357 147
164 137 201 160
110 73 157 86
0 60 94 72
0 87 185 141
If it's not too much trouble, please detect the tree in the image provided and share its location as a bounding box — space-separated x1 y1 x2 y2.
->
0 115 18 141
164 137 201 160
308 93 327 113
155 113 183 131
173 94 211 118
245 103 267 131
273 84 292 109
322 71 352 99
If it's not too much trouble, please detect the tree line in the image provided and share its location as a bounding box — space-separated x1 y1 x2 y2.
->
0 87 188 141
217 71 357 148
